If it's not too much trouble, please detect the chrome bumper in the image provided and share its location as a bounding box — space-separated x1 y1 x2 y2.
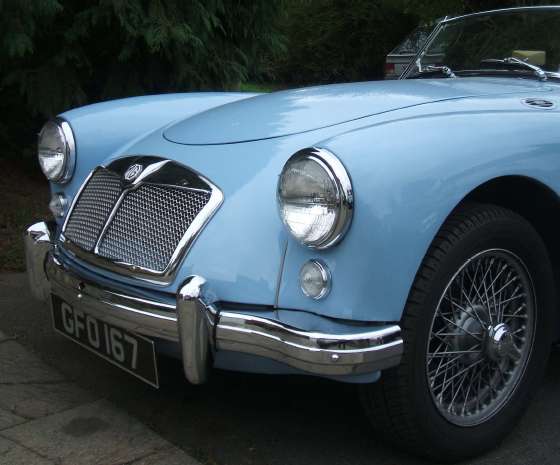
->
25 221 403 384
24 221 55 301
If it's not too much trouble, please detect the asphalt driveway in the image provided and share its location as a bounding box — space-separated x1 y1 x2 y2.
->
2 272 560 465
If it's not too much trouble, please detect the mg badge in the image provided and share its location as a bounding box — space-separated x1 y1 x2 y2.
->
124 163 143 181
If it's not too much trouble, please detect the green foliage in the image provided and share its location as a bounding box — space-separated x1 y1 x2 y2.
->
271 0 418 85
238 82 281 93
0 0 556 161
272 0 558 86
0 0 286 157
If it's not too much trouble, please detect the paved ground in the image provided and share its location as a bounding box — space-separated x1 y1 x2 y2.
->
0 326 198 464
2 272 560 465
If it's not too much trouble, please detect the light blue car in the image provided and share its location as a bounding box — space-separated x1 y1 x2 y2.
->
25 6 560 461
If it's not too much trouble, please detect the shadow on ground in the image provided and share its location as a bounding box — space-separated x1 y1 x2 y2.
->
2 273 560 465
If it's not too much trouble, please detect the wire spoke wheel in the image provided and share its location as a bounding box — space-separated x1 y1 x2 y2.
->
426 248 536 427
361 205 552 460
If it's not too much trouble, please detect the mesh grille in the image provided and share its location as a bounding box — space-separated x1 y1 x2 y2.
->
97 184 211 272
64 168 122 251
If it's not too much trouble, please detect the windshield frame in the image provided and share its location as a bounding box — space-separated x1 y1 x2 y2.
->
400 5 560 80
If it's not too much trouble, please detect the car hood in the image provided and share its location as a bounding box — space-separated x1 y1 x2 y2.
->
163 78 551 145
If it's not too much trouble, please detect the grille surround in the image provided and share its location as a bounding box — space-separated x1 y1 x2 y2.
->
60 157 223 284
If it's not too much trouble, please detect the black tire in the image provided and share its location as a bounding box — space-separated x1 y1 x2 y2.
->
360 203 555 462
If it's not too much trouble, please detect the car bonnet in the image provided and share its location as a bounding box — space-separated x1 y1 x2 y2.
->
163 78 552 145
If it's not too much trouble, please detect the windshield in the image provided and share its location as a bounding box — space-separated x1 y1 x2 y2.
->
404 8 560 79
390 25 433 55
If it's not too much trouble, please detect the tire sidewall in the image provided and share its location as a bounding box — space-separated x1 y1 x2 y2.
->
407 209 554 458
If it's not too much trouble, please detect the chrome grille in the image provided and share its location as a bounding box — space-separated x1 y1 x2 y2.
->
61 156 220 281
97 184 211 272
64 168 122 251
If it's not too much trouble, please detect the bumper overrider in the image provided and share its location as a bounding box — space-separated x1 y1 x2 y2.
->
25 221 403 384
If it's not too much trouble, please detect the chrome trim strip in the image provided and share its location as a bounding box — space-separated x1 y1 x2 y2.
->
215 312 403 376
58 119 76 184
443 6 560 24
60 156 224 285
311 147 354 249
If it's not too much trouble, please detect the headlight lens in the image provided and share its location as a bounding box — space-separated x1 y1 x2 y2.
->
300 259 331 299
277 148 353 249
38 120 75 183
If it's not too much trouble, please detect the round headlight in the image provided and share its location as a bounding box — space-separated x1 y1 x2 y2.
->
38 119 75 183
277 147 353 249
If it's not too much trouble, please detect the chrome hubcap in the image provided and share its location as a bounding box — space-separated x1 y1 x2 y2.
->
426 249 536 426
486 322 515 362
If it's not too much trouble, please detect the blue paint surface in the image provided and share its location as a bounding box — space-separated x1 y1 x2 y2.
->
163 78 551 144
53 78 560 327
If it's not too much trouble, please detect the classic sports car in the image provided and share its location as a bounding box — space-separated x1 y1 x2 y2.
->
25 5 560 461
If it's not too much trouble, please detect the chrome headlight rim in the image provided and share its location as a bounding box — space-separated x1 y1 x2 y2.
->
278 147 354 249
38 117 76 184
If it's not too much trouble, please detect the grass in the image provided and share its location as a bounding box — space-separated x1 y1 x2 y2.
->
0 158 50 272
238 82 284 93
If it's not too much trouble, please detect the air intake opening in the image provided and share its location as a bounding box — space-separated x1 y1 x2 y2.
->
522 98 555 109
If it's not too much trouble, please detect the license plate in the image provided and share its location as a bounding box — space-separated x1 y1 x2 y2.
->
51 295 159 388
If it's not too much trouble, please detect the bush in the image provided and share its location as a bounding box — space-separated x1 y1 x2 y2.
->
0 0 555 164
0 0 286 159
271 0 418 85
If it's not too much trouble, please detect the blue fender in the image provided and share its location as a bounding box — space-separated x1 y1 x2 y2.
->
277 92 560 322
51 80 560 326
